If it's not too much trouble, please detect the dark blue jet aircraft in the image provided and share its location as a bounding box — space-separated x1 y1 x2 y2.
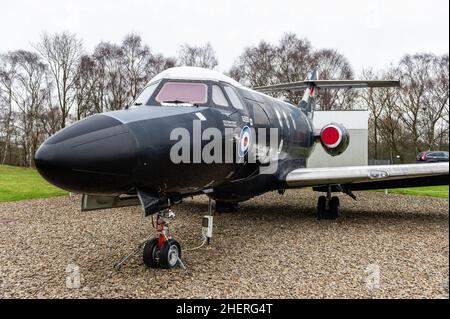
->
35 67 449 269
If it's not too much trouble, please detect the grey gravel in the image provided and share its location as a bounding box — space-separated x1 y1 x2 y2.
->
0 190 448 299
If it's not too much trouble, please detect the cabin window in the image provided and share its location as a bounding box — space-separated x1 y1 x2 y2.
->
156 82 208 104
212 85 229 107
132 82 159 107
252 104 270 126
224 86 244 110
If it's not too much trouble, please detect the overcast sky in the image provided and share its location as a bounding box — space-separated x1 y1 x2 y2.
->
1 0 448 74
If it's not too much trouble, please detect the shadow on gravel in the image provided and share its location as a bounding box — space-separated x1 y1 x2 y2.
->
339 210 449 222
180 200 449 224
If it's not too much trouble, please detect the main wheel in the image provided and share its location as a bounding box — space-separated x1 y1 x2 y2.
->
143 238 160 268
317 196 327 219
328 196 340 220
159 239 182 269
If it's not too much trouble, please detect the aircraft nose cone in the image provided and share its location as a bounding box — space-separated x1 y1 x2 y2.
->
35 114 139 194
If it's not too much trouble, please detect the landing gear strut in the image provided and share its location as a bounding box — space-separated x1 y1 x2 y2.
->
317 186 340 220
143 209 183 269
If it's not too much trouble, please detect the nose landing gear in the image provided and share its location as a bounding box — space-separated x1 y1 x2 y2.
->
114 190 211 272
143 209 184 269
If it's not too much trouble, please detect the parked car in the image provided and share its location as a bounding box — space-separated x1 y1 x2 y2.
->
416 151 449 163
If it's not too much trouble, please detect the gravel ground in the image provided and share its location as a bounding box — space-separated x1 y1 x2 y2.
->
0 190 448 299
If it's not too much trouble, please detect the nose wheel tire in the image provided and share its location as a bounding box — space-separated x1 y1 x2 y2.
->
143 238 182 269
143 238 160 268
159 239 182 269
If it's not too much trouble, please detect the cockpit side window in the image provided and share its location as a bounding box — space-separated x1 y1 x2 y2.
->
212 85 229 107
224 85 244 110
156 82 208 104
131 81 160 107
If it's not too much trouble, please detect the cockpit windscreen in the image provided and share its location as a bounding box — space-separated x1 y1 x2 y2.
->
156 82 208 104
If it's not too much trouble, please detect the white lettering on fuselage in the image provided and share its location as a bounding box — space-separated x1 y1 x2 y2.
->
169 120 280 174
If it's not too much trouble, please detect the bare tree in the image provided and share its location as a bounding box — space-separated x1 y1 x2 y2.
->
397 53 435 153
177 42 218 69
34 32 82 129
361 68 385 160
75 35 176 117
0 52 19 164
230 40 278 88
378 68 404 163
122 34 152 101
422 54 449 149
313 49 356 110
92 42 128 111
275 33 313 82
274 33 314 103
7 51 49 166
229 34 355 107
361 66 401 160
436 121 449 151
74 55 99 120
149 53 177 75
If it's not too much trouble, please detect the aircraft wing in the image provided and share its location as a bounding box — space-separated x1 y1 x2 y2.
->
284 163 449 192
254 80 400 93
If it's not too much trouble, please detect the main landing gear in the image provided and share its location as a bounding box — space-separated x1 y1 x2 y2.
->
143 209 184 269
317 186 340 220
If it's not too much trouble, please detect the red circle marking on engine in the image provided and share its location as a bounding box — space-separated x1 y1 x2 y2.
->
243 136 249 147
321 126 340 146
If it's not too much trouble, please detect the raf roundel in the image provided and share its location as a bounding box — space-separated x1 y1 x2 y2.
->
238 126 252 157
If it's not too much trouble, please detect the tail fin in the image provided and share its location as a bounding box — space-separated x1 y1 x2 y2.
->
253 68 400 118
298 66 319 118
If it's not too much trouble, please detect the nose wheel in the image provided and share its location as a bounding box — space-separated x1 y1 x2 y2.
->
143 209 184 269
143 238 160 268
143 237 182 269
114 191 211 271
159 239 182 269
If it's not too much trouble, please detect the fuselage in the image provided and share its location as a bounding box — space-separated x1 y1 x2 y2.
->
35 67 316 203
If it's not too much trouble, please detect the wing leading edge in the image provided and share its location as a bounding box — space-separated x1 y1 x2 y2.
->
285 163 449 191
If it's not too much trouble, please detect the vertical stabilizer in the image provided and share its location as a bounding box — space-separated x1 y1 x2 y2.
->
299 66 319 118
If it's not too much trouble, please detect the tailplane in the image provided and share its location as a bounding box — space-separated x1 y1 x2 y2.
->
253 67 400 118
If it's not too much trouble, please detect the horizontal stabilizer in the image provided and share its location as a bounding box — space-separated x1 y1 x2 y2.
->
254 80 400 93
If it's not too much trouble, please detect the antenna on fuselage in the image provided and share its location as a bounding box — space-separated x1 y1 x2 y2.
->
298 66 319 119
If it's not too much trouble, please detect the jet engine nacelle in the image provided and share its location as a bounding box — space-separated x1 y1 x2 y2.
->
319 123 350 156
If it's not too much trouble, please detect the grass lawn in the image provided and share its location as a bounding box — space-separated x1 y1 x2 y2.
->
374 185 449 199
0 165 67 202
